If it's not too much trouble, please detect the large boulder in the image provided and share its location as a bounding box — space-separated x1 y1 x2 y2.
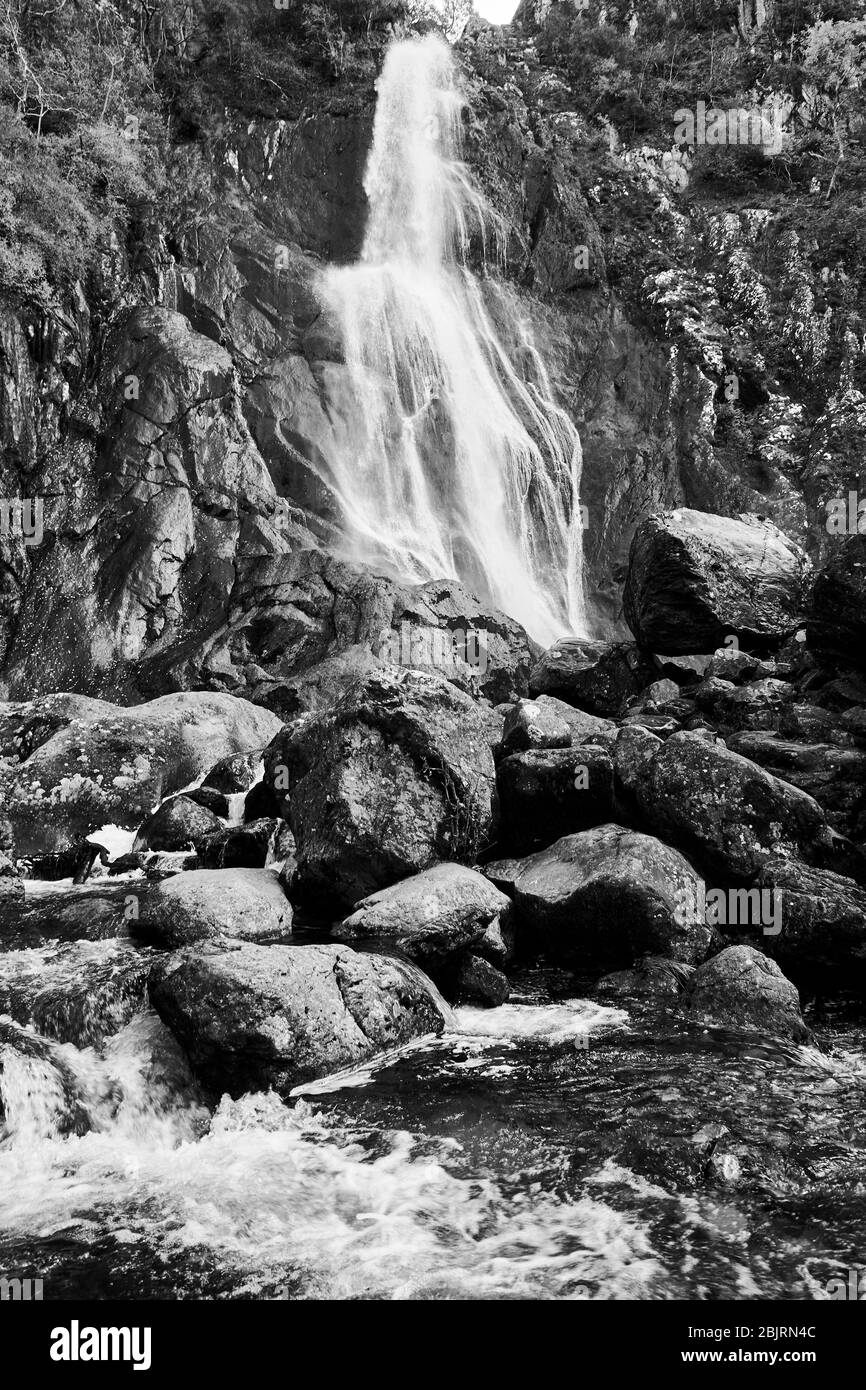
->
807 534 866 670
624 510 810 654
132 795 223 852
134 868 292 948
508 824 714 969
496 745 615 853
0 692 283 856
529 640 656 717
334 864 511 972
686 945 808 1041
624 730 837 880
755 859 866 981
727 732 866 839
148 941 451 1096
262 667 497 906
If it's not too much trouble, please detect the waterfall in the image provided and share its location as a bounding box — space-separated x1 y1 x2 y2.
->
319 35 585 646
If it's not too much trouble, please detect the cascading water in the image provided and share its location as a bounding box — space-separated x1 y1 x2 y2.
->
319 36 585 646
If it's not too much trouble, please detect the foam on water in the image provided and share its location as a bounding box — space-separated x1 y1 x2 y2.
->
0 1001 667 1299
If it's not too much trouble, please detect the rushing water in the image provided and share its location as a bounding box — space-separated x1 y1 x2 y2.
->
1 937 865 1302
319 36 585 646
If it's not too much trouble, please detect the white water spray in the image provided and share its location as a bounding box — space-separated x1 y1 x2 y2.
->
320 36 585 645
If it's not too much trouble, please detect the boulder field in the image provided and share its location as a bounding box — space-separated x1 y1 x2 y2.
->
2 507 864 1093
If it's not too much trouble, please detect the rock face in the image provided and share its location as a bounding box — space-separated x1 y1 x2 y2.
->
334 864 511 972
625 730 835 879
808 536 866 671
148 941 451 1096
134 869 292 948
624 511 810 654
508 824 714 969
686 945 808 1041
262 668 497 906
0 692 283 856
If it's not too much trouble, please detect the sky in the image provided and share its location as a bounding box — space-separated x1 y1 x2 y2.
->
473 0 520 22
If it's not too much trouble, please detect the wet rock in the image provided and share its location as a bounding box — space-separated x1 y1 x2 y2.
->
612 724 663 798
185 786 231 819
390 579 539 704
686 945 808 1041
695 677 791 731
496 745 614 852
510 824 714 969
455 954 510 1006
726 732 866 839
529 640 656 717
133 795 223 853
498 698 571 754
203 752 261 795
624 510 810 653
705 650 778 684
597 955 696 1000
807 534 866 670
0 882 138 950
148 941 451 1096
134 868 292 948
497 696 616 759
480 857 525 895
626 730 837 879
262 667 496 907
0 692 282 857
0 1019 90 1136
243 779 281 821
334 864 511 972
755 859 866 981
196 819 293 870
0 940 149 1046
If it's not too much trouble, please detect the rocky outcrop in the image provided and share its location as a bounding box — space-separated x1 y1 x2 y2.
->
262 667 497 907
624 511 810 654
148 941 451 1097
686 945 808 1041
0 692 283 857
